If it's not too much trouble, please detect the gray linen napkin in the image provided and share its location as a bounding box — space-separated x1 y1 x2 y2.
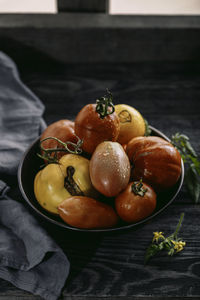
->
0 52 70 300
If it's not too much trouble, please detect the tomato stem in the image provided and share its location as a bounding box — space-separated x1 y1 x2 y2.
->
64 166 85 196
38 135 83 164
96 89 115 119
132 179 147 197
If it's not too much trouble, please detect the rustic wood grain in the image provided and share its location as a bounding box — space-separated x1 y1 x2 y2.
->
1 14 200 63
0 59 200 299
18 62 200 147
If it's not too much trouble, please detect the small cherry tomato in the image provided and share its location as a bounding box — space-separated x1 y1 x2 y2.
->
75 91 120 154
115 181 157 223
40 119 78 160
58 196 118 229
89 141 131 197
115 104 145 144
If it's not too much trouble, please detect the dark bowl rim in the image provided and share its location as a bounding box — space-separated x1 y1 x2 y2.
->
18 125 184 233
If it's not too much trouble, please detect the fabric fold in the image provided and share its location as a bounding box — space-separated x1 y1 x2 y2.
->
0 52 70 300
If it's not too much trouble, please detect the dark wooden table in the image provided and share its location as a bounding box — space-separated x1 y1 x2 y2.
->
0 59 199 299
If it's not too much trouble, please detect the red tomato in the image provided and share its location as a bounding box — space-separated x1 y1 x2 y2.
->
75 93 120 154
58 196 118 229
40 119 78 160
115 181 157 223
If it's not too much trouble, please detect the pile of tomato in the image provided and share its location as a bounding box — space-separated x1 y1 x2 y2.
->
34 91 182 229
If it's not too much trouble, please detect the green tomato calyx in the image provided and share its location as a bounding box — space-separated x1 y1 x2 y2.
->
132 179 147 197
96 89 115 119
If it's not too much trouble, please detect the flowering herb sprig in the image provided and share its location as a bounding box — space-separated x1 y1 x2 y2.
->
144 213 186 264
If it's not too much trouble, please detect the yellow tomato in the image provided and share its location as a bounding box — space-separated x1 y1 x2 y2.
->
34 154 97 214
115 104 145 144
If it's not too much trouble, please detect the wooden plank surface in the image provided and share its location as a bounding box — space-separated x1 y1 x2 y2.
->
0 59 199 299
1 14 200 63
57 0 108 13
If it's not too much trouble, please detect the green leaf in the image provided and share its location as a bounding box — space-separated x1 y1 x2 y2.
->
158 241 165 250
168 248 175 256
144 119 152 136
171 133 200 203
185 165 200 203
190 156 200 175
185 140 197 158
144 243 160 264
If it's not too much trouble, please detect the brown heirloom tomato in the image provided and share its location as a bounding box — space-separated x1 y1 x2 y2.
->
89 141 130 197
40 119 78 160
126 136 182 191
58 196 118 229
115 181 157 223
75 92 120 154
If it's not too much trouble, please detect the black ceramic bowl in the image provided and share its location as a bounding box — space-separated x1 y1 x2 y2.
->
18 126 184 233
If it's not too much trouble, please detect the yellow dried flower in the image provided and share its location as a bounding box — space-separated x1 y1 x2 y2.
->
145 213 186 264
171 240 186 252
153 231 165 242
